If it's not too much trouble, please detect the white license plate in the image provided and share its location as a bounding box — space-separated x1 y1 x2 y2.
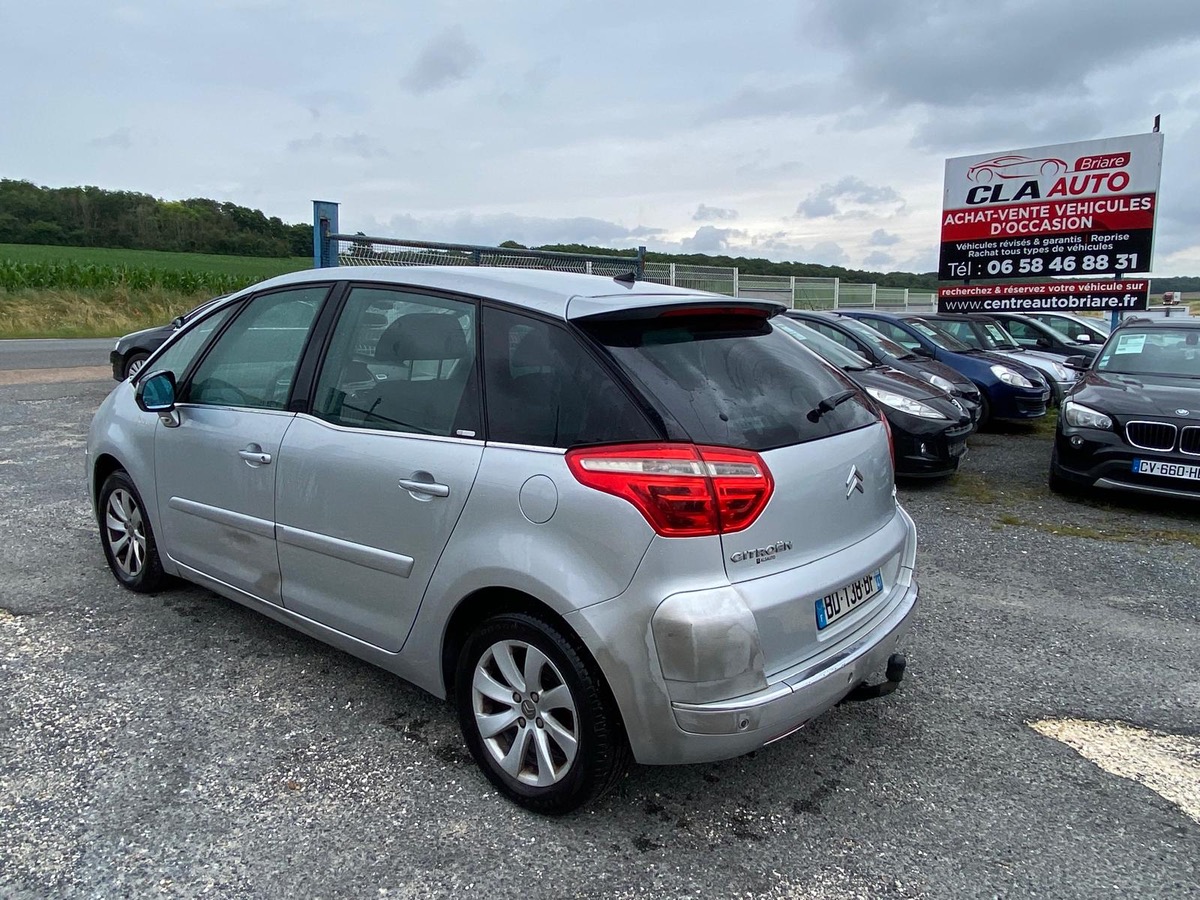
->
816 569 883 630
1132 458 1200 481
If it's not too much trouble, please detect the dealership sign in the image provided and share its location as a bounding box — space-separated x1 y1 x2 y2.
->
937 133 1164 294
938 280 1150 315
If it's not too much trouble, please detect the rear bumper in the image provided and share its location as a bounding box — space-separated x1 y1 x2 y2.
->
567 506 919 766
667 577 917 757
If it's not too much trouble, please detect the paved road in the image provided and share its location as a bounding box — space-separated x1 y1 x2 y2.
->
0 338 114 371
1 375 1197 899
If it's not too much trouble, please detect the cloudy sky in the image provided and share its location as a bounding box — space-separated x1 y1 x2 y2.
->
4 0 1200 276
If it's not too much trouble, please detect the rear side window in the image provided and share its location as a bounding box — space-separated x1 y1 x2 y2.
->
482 307 658 448
586 315 877 451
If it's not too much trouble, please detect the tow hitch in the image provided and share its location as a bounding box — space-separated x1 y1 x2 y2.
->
840 653 906 703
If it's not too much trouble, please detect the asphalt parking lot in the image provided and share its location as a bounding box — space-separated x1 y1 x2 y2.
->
1 370 1198 900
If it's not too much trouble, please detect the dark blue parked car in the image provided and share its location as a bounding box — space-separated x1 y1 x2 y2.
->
839 311 1050 426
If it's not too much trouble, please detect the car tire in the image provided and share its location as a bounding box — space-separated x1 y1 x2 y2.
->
455 612 630 814
122 351 150 381
98 470 168 593
976 391 991 429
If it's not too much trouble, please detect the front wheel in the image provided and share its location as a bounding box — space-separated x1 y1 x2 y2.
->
122 351 150 381
98 470 168 592
455 613 630 814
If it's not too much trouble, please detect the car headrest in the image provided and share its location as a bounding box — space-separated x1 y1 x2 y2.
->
511 327 560 370
375 314 469 362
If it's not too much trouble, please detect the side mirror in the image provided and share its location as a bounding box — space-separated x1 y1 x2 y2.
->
1075 332 1091 343
136 370 177 412
1063 355 1090 372
913 345 933 358
1035 336 1052 349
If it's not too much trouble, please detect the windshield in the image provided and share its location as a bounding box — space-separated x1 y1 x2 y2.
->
1095 328 1200 378
835 316 912 357
775 318 874 370
907 319 972 352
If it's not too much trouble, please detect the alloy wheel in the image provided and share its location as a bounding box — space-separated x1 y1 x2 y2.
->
471 639 580 787
105 488 146 578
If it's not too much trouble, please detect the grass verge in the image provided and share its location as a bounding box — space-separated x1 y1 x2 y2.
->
997 514 1200 550
0 287 213 339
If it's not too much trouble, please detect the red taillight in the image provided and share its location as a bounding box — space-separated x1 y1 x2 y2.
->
565 443 773 537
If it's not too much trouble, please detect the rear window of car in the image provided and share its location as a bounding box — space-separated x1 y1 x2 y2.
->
584 314 878 451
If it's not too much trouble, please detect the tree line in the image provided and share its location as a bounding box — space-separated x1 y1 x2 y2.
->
0 180 310 258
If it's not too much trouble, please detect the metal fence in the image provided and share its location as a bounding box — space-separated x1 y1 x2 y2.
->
313 201 937 311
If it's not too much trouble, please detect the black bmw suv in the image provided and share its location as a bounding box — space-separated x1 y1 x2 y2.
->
1051 319 1200 500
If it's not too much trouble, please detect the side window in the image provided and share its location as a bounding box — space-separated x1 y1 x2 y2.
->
312 287 479 438
183 287 326 409
144 305 236 383
482 306 658 448
870 320 920 351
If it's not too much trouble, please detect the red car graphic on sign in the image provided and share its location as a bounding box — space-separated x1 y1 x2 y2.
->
966 155 1069 182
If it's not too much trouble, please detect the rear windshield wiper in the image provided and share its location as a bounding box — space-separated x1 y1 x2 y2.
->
807 389 858 422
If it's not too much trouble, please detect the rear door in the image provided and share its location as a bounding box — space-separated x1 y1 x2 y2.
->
275 286 484 651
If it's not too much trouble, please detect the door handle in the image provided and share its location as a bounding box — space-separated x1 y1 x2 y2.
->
238 446 272 466
397 478 450 498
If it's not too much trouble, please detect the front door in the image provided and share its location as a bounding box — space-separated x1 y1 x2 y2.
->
154 286 327 604
275 286 484 650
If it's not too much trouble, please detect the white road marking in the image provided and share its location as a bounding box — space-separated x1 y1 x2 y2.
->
1030 718 1200 824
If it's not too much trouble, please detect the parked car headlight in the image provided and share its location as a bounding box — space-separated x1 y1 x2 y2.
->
1049 362 1072 381
1061 400 1112 430
922 372 955 394
866 387 947 419
990 365 1033 388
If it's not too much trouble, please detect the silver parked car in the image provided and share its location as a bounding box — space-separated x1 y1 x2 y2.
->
88 266 918 813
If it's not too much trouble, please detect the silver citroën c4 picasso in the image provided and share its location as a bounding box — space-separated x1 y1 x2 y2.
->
89 266 918 813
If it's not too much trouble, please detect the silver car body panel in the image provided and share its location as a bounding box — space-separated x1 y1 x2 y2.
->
274 415 486 652
87 266 918 768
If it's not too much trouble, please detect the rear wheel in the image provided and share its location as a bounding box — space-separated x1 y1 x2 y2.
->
455 612 630 814
98 470 167 592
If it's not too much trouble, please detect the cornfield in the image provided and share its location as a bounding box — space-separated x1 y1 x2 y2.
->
0 260 257 294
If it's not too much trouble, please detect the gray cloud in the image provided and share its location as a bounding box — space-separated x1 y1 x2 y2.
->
862 250 894 269
796 177 902 218
698 81 844 124
287 133 390 160
811 0 1200 110
680 226 746 255
89 127 132 150
400 26 481 94
868 229 900 247
693 204 739 222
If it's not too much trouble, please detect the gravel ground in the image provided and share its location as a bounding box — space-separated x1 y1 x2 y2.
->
1 380 1197 899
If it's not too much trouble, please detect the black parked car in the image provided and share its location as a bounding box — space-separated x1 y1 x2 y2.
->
110 296 226 381
983 312 1101 361
785 310 983 423
775 318 974 477
1051 319 1200 500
